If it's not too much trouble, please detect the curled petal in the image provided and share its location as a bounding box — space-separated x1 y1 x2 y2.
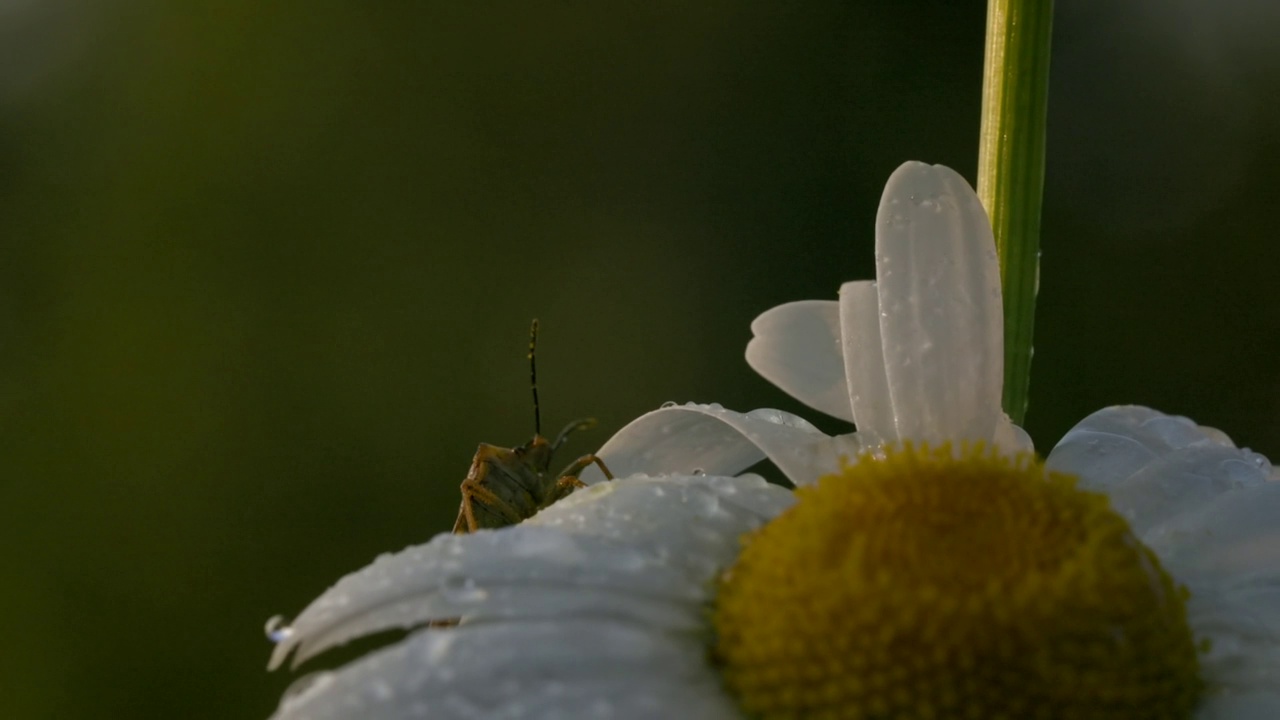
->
580 403 833 486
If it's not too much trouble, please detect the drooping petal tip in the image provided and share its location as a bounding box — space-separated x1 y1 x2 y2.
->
580 402 836 486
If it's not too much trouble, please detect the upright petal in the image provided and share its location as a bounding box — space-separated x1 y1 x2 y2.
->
839 280 896 440
874 161 1004 443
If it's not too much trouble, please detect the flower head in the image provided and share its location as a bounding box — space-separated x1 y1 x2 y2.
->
264 163 1279 719
714 443 1202 717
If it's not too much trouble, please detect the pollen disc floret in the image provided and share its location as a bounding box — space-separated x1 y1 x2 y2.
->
713 443 1202 719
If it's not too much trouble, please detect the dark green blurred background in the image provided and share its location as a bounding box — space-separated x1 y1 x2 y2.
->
3 2 1278 718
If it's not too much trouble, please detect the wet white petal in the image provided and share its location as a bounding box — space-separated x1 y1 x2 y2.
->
528 474 792 578
1048 406 1273 533
272 620 741 720
269 529 691 670
1047 406 1250 491
874 162 1003 443
579 403 833 486
1110 445 1272 537
744 299 852 422
1048 404 1280 703
1187 587 1280 695
528 474 793 558
838 280 895 439
270 474 791 671
993 413 1035 454
1147 481 1280 586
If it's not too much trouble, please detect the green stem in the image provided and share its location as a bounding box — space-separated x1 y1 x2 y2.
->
976 0 1053 426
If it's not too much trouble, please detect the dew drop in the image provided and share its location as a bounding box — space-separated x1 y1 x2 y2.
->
370 680 395 702
660 401 678 409
441 577 489 603
688 490 724 516
265 615 294 644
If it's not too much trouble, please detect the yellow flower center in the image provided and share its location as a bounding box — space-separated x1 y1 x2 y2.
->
712 443 1202 719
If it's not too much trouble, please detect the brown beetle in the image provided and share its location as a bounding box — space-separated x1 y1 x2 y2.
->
452 320 613 533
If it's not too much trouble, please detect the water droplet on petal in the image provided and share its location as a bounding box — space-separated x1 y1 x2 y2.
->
660 401 678 409
370 679 395 702
688 490 725 517
439 575 489 603
264 615 294 644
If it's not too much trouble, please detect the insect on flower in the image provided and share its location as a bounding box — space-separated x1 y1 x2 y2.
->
451 319 614 533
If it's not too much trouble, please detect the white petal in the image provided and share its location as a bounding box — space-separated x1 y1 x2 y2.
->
1046 408 1162 493
528 474 794 577
874 161 1003 443
1187 586 1280 695
745 299 853 421
269 530 698 670
579 403 833 486
269 474 790 671
1047 406 1253 494
1047 406 1273 533
992 413 1035 455
1147 481 1280 587
272 620 741 720
1110 445 1273 537
1050 406 1280 697
838 280 895 439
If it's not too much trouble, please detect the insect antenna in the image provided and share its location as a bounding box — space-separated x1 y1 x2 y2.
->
552 417 597 453
528 318 541 437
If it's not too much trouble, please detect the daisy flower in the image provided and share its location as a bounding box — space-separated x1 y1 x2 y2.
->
264 162 1278 719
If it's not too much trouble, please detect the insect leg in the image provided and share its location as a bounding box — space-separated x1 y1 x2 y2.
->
540 454 615 509
557 453 614 481
451 499 470 533
455 480 526 533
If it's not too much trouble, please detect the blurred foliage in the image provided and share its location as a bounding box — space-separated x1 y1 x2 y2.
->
1 1 1278 718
